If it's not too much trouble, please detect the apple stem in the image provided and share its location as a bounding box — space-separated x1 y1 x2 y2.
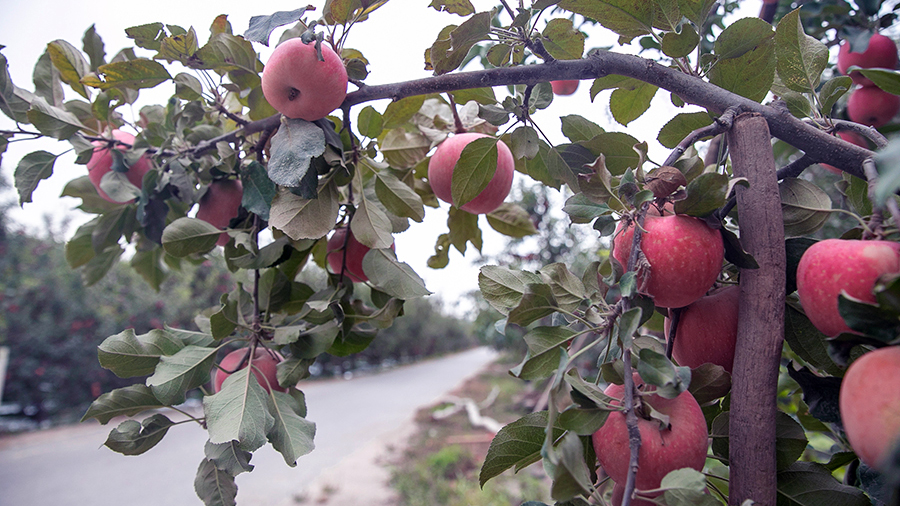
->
662 107 738 168
446 94 467 134
288 87 300 101
621 349 642 506
864 158 900 234
665 308 681 360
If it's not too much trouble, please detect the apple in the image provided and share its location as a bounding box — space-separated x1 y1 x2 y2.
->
261 38 349 122
847 85 900 128
87 130 152 204
613 214 724 308
665 285 739 373
427 132 515 214
796 239 900 337
837 33 898 86
839 346 900 472
592 373 709 492
326 227 394 283
196 179 243 246
551 80 579 95
214 347 286 393
821 131 868 175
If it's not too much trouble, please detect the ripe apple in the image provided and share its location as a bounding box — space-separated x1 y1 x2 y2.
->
87 130 152 204
196 179 243 246
261 38 349 121
613 214 724 308
551 80 579 95
665 285 739 373
427 132 515 214
326 227 394 283
592 374 709 492
214 347 286 393
847 85 900 128
796 239 900 337
837 33 899 86
821 131 868 175
839 346 900 472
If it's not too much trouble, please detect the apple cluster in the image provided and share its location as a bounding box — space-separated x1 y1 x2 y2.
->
87 130 152 204
196 179 244 246
214 347 286 393
325 227 396 283
839 33 900 128
261 38 349 122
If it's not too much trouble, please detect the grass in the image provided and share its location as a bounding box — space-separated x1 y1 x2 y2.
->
389 354 552 506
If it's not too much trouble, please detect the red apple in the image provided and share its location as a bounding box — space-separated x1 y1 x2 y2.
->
551 80 579 95
326 227 394 283
613 214 724 308
847 85 900 128
839 346 900 472
427 133 515 214
592 374 709 492
821 131 868 175
261 38 348 121
837 33 898 86
196 179 243 246
796 239 900 337
665 285 739 373
214 347 286 393
87 130 152 203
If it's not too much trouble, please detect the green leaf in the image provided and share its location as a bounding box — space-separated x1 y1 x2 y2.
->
674 172 729 217
204 367 275 452
609 78 658 126
269 182 341 241
657 112 714 149
557 407 610 435
266 390 316 466
540 262 587 313
549 432 595 501
563 193 611 223
856 67 900 95
560 115 604 143
146 345 219 405
194 458 238 506
687 363 732 405
14 150 60 204
429 12 491 75
81 384 165 424
450 137 500 209
511 126 540 160
541 18 585 60
449 87 497 105
784 304 843 376
662 468 720 506
375 172 425 222
82 59 172 90
710 18 775 102
0 51 33 123
447 205 482 254
382 95 426 130
637 348 691 399
268 118 326 187
238 160 276 221
82 24 106 70
565 368 618 408
486 203 538 238
507 283 558 326
775 8 828 94
125 23 167 51
244 7 314 45
33 50 64 106
478 265 543 315
819 76 853 115
26 96 85 139
779 177 832 237
580 132 641 175
204 440 254 476
193 33 258 73
557 0 653 43
357 105 384 138
776 461 870 506
351 198 395 249
661 24 699 58
161 217 221 257
429 0 476 16
46 39 91 99
479 411 563 487
98 328 185 378
362 248 432 298
104 413 173 455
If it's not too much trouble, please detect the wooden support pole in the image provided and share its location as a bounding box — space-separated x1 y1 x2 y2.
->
726 113 786 505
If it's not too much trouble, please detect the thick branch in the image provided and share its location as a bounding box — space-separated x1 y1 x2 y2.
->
726 113 786 506
343 51 872 178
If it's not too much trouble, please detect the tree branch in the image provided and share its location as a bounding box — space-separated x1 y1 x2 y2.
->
342 51 873 179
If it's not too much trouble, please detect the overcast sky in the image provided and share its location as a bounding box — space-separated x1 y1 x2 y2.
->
0 1 718 309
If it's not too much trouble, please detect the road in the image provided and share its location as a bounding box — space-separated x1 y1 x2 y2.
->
0 347 498 506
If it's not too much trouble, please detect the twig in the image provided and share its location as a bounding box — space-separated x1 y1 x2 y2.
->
663 107 739 167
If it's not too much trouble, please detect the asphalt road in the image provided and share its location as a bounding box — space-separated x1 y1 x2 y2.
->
0 346 498 506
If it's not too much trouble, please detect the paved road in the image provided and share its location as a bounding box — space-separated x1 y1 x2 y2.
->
0 347 498 506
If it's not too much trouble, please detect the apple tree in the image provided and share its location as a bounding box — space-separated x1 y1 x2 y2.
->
2 0 900 505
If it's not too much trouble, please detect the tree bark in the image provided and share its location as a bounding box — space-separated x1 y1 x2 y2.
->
726 113 787 506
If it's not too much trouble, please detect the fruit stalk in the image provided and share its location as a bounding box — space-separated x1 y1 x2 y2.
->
726 113 787 505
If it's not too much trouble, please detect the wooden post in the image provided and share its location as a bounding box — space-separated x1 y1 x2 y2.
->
0 346 9 405
726 113 786 505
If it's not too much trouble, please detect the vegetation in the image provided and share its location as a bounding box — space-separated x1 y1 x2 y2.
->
1 0 900 505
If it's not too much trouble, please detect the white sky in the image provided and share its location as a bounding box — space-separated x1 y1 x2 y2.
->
0 1 745 309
